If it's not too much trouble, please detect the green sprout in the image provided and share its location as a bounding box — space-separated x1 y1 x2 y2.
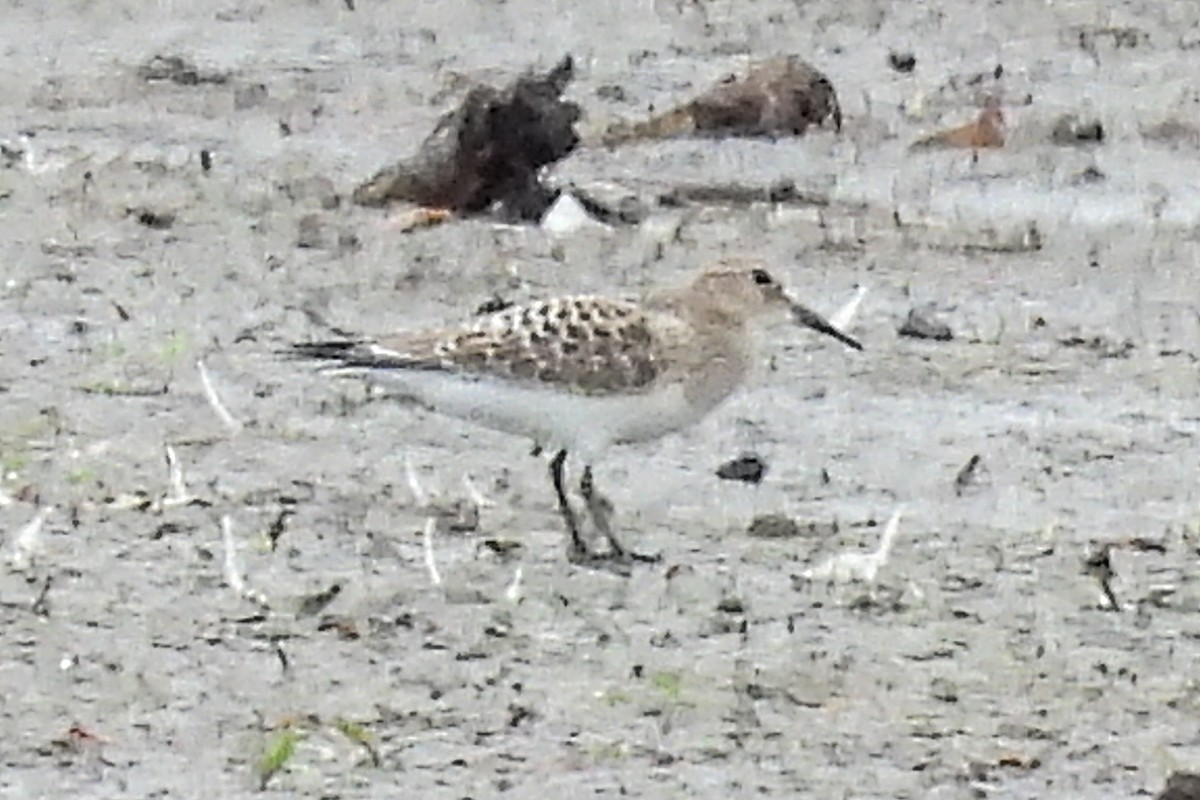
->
257 728 301 790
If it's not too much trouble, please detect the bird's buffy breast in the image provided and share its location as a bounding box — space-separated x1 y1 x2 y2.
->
678 337 752 415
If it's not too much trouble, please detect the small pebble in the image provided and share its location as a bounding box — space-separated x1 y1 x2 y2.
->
898 308 953 341
717 454 767 484
746 513 799 539
888 51 916 73
1051 113 1104 145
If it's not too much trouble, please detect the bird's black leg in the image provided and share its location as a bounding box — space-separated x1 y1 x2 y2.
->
580 465 660 564
550 450 589 562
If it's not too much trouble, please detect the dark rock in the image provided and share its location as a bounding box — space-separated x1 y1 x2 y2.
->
717 454 767 484
954 454 985 496
595 84 629 103
898 308 953 341
658 179 827 208
1158 772 1200 800
1058 334 1134 359
1051 113 1105 145
888 51 917 73
138 54 228 86
746 514 800 539
1072 164 1106 184
129 207 176 230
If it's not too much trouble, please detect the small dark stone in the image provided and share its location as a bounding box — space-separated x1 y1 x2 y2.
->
717 454 767 484
954 454 984 496
1057 334 1134 359
746 513 800 539
296 582 341 617
138 54 227 86
130 207 175 229
1051 113 1105 145
716 596 745 614
595 83 628 102
898 308 953 341
199 149 213 172
930 677 959 703
1073 165 1106 184
888 51 917 73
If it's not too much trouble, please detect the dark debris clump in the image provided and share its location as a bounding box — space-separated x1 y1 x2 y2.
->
352 55 581 221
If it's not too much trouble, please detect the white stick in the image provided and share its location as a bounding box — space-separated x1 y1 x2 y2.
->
504 565 524 604
221 515 246 594
422 517 442 588
830 285 868 332
802 505 906 585
462 473 494 508
7 505 53 572
220 515 270 609
161 444 195 507
404 454 429 507
873 504 905 566
196 360 243 436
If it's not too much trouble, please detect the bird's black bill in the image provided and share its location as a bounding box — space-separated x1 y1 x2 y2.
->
790 304 863 351
284 341 364 360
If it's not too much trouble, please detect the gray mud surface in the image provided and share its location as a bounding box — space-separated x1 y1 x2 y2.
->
2 1 1200 797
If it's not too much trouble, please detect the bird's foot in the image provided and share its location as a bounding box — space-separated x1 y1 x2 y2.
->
608 544 662 565
567 541 660 574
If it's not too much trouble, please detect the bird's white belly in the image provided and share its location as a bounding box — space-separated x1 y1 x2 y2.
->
366 370 725 460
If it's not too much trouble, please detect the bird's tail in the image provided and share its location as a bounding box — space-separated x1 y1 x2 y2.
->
279 341 387 373
283 341 366 361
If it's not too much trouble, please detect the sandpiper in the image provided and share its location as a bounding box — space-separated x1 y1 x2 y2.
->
288 265 862 568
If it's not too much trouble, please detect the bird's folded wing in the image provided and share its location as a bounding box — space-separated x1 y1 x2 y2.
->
293 297 670 396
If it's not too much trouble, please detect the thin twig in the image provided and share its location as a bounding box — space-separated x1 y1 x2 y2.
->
404 454 429 507
422 517 442 588
196 360 243 436
504 565 524 603
830 285 868 332
161 444 196 507
462 474 495 508
220 515 270 609
802 505 906 584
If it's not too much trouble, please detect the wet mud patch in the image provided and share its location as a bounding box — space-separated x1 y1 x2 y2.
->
2 0 1200 798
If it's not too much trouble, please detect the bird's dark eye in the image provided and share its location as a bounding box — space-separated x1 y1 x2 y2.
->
751 269 773 286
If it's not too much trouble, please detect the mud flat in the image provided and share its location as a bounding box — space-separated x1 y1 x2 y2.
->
1 1 1199 797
